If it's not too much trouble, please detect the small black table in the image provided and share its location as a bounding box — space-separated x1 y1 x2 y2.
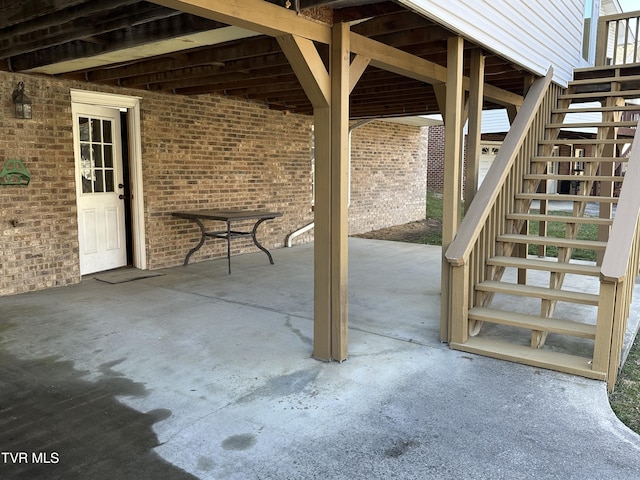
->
172 209 283 273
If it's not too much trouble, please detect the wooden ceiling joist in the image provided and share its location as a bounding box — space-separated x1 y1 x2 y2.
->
0 0 532 118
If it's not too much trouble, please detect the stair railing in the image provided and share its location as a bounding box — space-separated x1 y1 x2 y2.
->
594 122 640 392
445 68 558 344
596 10 640 66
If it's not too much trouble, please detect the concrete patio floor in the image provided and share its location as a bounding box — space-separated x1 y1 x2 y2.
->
1 238 639 479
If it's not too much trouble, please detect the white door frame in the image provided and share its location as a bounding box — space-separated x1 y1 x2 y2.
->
70 89 146 270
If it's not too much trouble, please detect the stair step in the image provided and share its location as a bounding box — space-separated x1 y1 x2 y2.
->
476 280 599 305
487 255 601 276
539 138 631 146
524 174 624 182
532 156 627 163
450 337 605 380
570 74 640 86
497 233 607 251
515 193 619 204
547 121 637 129
507 213 613 226
552 105 640 114
559 89 640 100
468 307 597 338
574 63 640 76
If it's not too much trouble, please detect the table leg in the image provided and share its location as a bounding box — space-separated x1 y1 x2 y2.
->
183 218 207 266
251 217 275 265
226 220 232 274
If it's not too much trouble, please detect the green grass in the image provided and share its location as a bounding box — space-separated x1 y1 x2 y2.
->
422 190 443 245
526 210 599 262
426 190 443 222
610 333 640 434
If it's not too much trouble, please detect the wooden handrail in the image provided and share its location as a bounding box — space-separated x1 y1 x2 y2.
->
599 10 640 22
596 11 640 66
600 124 640 283
445 68 554 266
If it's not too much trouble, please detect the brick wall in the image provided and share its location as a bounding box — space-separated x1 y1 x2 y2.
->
145 93 315 268
0 71 428 296
0 73 79 295
349 121 428 234
427 125 445 193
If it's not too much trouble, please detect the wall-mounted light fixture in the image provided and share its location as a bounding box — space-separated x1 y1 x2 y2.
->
12 82 32 119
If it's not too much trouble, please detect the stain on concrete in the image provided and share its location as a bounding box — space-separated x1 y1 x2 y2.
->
236 368 320 404
385 439 419 458
0 351 196 480
284 316 312 346
221 433 257 451
196 455 216 471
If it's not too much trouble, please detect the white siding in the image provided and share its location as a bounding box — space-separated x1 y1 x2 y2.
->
479 107 600 135
397 0 584 86
479 110 509 134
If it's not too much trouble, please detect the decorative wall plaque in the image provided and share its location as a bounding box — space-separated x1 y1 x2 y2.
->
0 159 31 186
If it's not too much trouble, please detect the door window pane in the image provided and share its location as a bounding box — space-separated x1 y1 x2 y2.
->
91 119 102 142
94 171 104 193
105 170 114 192
103 121 112 143
104 145 113 168
78 115 115 195
79 117 89 141
94 146 103 168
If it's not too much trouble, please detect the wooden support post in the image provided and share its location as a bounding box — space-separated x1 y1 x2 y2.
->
440 36 465 343
465 49 484 211
280 25 363 362
277 34 334 361
330 22 351 361
450 263 470 344
593 281 617 377
313 106 332 360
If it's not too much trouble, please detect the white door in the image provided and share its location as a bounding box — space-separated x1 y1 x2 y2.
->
73 105 127 275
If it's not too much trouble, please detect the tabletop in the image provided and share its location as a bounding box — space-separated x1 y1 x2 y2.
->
172 210 283 222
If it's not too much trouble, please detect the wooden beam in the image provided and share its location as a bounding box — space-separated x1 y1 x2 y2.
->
465 49 485 210
277 35 330 107
349 54 370 93
330 22 351 361
433 83 446 120
150 1 522 111
350 31 522 108
350 31 446 85
441 36 465 343
152 0 331 43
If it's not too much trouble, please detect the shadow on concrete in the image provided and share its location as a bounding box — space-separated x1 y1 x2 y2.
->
0 348 196 480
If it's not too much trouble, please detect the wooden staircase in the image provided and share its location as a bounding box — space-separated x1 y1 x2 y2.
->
447 65 639 382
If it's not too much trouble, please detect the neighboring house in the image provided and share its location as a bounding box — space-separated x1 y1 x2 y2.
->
2 1 638 383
